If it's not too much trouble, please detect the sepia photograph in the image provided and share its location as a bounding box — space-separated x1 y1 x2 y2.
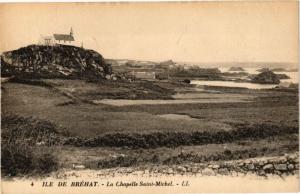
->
0 1 299 193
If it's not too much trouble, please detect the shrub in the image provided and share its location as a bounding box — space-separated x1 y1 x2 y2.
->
1 142 58 176
1 114 60 177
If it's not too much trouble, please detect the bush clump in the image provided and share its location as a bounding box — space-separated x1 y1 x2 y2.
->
1 143 58 176
1 114 60 177
64 123 298 149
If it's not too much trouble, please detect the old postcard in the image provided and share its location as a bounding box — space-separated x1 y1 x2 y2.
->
0 1 299 193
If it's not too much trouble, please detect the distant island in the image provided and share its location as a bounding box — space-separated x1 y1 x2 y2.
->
251 71 280 84
258 67 298 73
271 68 287 72
228 67 245 71
271 68 298 72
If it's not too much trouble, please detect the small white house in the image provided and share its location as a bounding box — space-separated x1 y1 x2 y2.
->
38 35 55 46
130 71 156 80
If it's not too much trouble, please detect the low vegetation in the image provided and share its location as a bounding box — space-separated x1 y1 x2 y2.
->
2 113 298 176
1 143 58 176
65 123 298 148
1 114 61 176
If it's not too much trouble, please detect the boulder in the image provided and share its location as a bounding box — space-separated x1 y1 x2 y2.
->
212 164 220 169
258 170 266 176
217 168 230 175
191 167 198 173
167 168 174 174
274 164 288 171
201 168 215 176
287 164 294 170
246 164 255 170
177 166 186 173
263 164 274 171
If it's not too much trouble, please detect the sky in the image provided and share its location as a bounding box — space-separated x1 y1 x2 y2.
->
0 2 298 64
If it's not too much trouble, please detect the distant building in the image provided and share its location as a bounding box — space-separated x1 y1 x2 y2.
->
155 70 169 80
39 27 75 45
130 71 156 80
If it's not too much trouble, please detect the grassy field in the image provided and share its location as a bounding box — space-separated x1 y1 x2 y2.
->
1 78 298 176
2 79 298 136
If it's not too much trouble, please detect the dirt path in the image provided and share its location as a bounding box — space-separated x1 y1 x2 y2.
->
92 98 253 106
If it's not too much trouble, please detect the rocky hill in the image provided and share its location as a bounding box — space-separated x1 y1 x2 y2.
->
1 44 112 79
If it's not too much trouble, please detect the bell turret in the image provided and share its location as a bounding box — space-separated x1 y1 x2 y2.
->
70 27 73 37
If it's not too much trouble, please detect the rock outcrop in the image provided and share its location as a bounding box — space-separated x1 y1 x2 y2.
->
251 71 280 84
169 66 222 80
276 74 290 79
1 44 112 79
257 68 270 72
